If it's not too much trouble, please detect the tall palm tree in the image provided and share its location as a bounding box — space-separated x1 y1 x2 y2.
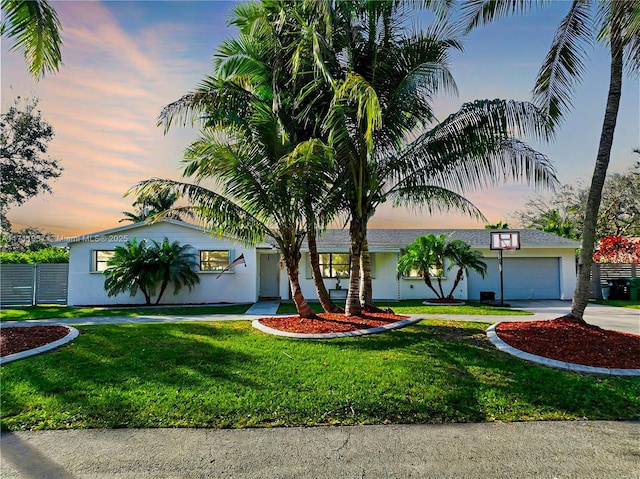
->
120 190 185 223
1 0 62 79
303 1 557 315
462 0 640 321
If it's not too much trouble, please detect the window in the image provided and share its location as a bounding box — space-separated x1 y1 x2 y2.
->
319 253 350 278
200 250 230 272
402 266 444 278
94 250 115 272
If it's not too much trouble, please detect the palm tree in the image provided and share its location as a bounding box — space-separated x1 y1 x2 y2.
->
445 240 488 299
103 238 158 305
120 190 185 223
302 1 557 315
1 0 63 79
150 237 199 305
103 237 199 305
152 2 340 317
397 234 450 300
462 1 640 321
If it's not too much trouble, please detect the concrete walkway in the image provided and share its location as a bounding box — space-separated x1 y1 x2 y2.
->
1 421 638 478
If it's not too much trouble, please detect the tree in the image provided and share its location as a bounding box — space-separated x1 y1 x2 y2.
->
120 190 188 223
0 225 54 252
484 221 510 230
446 240 488 298
103 237 199 305
304 1 557 315
593 236 640 264
462 1 640 321
1 0 63 79
0 96 62 230
397 234 487 300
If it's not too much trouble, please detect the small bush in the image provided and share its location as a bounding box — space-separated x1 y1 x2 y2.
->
0 247 69 264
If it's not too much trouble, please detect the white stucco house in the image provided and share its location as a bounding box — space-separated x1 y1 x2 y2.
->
58 220 579 306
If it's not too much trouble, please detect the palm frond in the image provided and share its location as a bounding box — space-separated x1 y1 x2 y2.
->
461 0 546 33
1 0 63 78
389 184 486 220
128 179 267 246
532 0 593 129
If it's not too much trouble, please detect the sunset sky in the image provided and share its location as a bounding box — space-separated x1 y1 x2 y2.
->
2 1 638 238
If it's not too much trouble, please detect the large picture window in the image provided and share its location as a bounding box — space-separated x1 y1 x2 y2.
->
200 250 230 272
319 253 350 278
93 250 115 272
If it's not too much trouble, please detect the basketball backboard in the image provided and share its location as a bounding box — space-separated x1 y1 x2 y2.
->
490 231 521 250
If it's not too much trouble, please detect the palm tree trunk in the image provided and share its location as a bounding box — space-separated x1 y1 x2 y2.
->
447 269 464 299
570 12 623 321
307 223 343 313
346 218 365 316
423 273 442 298
155 279 169 305
359 236 373 307
283 252 316 319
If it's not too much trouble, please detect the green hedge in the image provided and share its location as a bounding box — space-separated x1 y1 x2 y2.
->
0 247 69 264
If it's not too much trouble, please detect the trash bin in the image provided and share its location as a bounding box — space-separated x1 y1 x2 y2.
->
480 291 495 302
608 279 630 300
626 277 640 301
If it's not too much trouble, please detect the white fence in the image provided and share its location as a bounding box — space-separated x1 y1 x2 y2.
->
0 264 68 306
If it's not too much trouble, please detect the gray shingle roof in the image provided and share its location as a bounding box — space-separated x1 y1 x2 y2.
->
310 229 580 251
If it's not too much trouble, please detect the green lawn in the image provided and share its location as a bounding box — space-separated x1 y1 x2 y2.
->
594 299 640 310
1 320 637 430
0 304 252 321
278 300 532 316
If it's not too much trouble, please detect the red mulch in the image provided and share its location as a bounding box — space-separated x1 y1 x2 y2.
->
1 326 71 357
259 311 409 334
496 316 640 369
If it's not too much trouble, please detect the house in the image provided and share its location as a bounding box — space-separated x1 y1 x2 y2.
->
58 220 579 306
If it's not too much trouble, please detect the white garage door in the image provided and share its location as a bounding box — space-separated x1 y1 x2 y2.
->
467 257 560 300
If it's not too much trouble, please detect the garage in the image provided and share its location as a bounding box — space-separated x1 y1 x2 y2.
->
467 257 561 300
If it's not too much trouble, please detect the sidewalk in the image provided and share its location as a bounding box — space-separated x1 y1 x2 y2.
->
2 421 638 478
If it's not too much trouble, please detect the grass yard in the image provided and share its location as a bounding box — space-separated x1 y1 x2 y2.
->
0 304 252 321
278 300 532 316
594 299 640 310
1 320 637 431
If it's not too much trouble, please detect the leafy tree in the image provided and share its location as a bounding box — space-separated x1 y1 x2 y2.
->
103 237 199 305
593 236 640 263
0 246 68 263
0 0 63 78
0 96 62 230
515 162 640 240
462 0 640 321
1 226 54 252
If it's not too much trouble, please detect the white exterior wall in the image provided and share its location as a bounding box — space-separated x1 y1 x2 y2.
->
67 222 258 306
470 247 576 300
297 252 401 301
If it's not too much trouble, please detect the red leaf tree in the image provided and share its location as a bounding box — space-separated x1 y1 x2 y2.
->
592 236 640 264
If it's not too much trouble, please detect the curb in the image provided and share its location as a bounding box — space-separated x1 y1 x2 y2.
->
486 323 640 376
252 317 423 339
1 325 80 365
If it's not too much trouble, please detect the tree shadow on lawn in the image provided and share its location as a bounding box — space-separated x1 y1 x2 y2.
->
0 323 265 429
324 323 640 422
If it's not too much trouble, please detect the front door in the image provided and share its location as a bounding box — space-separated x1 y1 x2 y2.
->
259 254 280 298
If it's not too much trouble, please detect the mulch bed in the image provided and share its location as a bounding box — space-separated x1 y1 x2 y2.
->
259 310 410 334
495 316 640 369
1 326 71 357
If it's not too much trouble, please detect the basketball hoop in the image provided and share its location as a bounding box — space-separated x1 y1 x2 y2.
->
489 231 522 306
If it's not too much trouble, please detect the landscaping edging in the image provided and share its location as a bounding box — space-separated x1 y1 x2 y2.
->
252 317 423 339
486 323 640 376
0 325 79 365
